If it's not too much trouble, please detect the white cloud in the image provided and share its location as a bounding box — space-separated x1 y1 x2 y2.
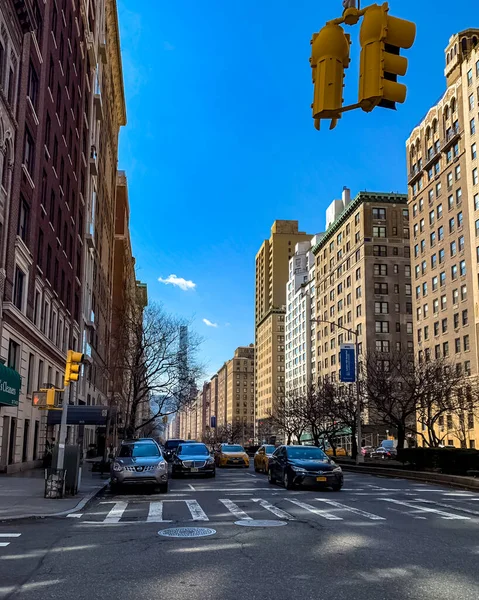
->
158 274 196 291
203 318 218 328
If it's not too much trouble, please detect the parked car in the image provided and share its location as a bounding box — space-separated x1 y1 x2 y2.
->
361 445 375 457
110 439 168 493
370 446 397 459
171 443 215 478
268 445 343 491
254 445 276 473
325 447 347 457
215 444 250 468
163 439 186 462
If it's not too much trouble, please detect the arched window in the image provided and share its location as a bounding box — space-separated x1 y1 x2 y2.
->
472 36 478 48
1 140 10 191
446 52 450 64
426 126 431 140
461 37 468 54
451 97 456 113
432 119 438 134
444 105 449 120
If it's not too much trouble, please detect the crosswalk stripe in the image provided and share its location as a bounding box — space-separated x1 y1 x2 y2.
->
315 498 386 521
0 534 21 538
252 499 295 520
286 499 343 520
147 502 172 523
0 543 10 547
219 499 252 520
380 498 470 520
102 501 128 523
414 498 479 517
185 499 209 521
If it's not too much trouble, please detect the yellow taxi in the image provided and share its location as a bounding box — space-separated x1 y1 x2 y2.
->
325 447 347 457
215 444 249 468
254 444 276 473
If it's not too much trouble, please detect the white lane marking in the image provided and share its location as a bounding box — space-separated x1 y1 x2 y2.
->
185 499 209 521
246 473 257 478
443 492 475 497
252 499 295 520
0 543 10 547
66 513 82 518
219 499 252 520
415 498 479 517
147 502 172 523
315 498 385 521
380 498 470 520
0 534 21 538
101 501 128 523
183 488 272 492
188 484 196 491
286 498 343 521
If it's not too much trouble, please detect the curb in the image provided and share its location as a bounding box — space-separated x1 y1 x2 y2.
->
0 480 110 522
340 464 479 491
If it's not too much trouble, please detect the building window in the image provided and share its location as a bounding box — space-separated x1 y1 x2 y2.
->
374 264 387 276
374 302 388 314
17 198 29 242
372 208 386 219
8 340 20 370
375 321 389 333
460 260 466 276
376 340 390 353
14 267 25 311
373 245 387 257
23 129 35 175
373 226 386 238
473 143 477 160
472 118 476 135
27 354 34 395
374 283 388 294
473 168 478 186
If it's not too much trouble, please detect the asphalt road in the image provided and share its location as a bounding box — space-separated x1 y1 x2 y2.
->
1 466 479 600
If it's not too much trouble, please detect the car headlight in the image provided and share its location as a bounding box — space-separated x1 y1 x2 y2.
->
155 461 167 470
291 466 307 473
112 462 123 472
206 457 214 464
333 466 342 473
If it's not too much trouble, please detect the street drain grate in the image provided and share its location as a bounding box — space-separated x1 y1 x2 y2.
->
158 527 216 538
234 520 288 527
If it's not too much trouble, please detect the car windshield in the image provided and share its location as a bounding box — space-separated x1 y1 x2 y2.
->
180 444 209 455
119 444 160 458
264 445 276 454
165 440 183 449
222 445 244 453
286 447 328 461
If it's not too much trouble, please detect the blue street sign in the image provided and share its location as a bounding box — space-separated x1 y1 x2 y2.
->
340 344 356 383
211 416 217 428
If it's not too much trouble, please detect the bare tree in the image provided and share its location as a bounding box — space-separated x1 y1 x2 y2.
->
322 385 361 457
267 391 307 445
299 381 336 447
111 302 204 437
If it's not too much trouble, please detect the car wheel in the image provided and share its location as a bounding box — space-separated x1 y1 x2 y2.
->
268 469 276 484
158 482 168 493
283 471 294 490
332 484 342 492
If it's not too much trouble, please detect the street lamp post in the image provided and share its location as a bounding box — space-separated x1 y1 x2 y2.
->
311 317 364 465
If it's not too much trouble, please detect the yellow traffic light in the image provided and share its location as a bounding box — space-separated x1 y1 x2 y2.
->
46 388 56 406
358 2 416 112
310 23 351 130
64 350 84 386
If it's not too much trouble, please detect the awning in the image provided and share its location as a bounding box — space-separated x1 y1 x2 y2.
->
0 363 21 407
47 406 115 426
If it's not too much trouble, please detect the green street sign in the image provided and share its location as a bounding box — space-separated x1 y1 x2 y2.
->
0 363 21 407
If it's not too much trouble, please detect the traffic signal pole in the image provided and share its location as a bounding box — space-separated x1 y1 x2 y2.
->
56 383 71 471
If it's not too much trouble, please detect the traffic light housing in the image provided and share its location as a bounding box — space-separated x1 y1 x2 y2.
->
46 388 56 406
358 3 416 112
310 23 351 129
64 350 84 385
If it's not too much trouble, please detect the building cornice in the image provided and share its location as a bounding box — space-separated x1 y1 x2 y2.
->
106 0 127 126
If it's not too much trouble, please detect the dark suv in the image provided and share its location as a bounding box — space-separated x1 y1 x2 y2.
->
163 439 186 461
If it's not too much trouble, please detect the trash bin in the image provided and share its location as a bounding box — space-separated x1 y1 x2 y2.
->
44 468 66 499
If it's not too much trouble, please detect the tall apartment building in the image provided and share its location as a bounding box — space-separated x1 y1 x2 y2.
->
255 221 312 432
313 191 413 386
407 30 479 448
225 345 255 444
80 0 126 414
217 362 227 428
285 236 322 398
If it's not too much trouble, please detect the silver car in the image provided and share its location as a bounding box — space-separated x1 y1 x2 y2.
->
110 440 168 493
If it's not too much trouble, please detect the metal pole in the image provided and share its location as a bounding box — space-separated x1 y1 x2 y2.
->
56 384 71 470
355 333 364 464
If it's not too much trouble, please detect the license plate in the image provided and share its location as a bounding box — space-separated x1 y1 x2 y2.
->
191 468 199 473
316 476 327 482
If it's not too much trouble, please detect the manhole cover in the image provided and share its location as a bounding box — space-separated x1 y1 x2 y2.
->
234 520 288 527
158 527 216 538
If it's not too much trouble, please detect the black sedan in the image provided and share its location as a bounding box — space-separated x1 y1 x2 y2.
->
171 443 216 478
268 445 343 491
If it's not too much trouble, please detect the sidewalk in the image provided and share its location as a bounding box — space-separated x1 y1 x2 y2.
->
0 461 109 521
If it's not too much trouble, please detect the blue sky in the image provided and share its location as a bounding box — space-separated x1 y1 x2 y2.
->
117 0 475 378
